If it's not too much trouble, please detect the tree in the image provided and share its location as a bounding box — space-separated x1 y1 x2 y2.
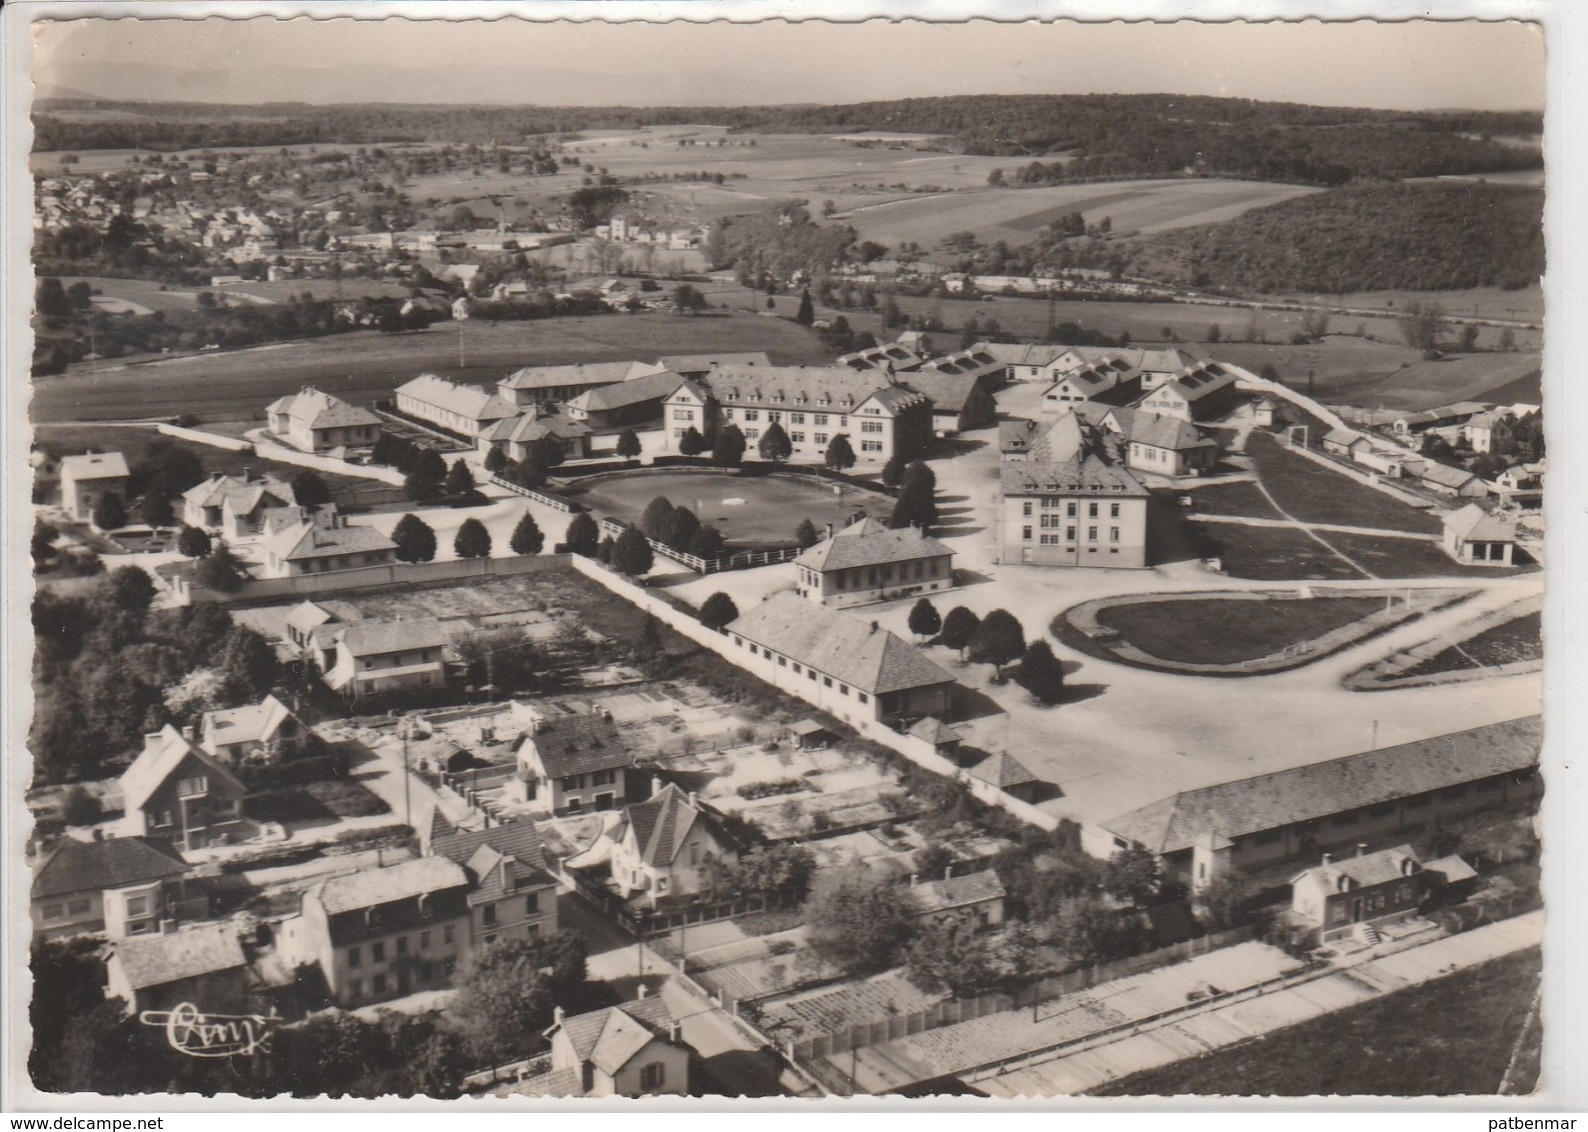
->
914 841 955 881
403 463 444 503
163 667 230 722
824 433 856 472
968 608 1025 679
640 496 676 540
881 454 908 489
61 785 101 827
453 517 492 559
1460 324 1481 352
1015 639 1066 705
194 544 246 592
1194 871 1256 933
679 426 707 457
724 844 817 901
905 921 1033 999
483 445 508 475
612 526 653 577
1499 327 1517 352
595 534 616 565
176 524 212 558
1206 323 1222 344
91 492 126 532
36 277 72 320
1102 844 1162 908
699 591 739 631
1052 895 1151 964
290 470 332 507
509 512 544 556
889 476 938 532
794 518 821 548
449 937 557 1063
758 421 793 464
105 565 157 615
1400 300 1445 351
136 490 173 529
660 506 699 552
713 423 747 469
939 606 981 660
902 461 937 493
804 868 915 974
217 626 281 703
616 429 642 461
392 513 438 563
907 598 942 642
565 512 600 557
688 524 726 560
445 458 476 496
795 288 815 326
31 520 60 566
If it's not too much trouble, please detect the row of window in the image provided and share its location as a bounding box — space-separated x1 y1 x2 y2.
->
1024 500 1121 517
833 557 944 590
1022 526 1120 543
1233 778 1516 852
733 638 871 705
363 650 435 670
38 897 93 922
724 409 848 428
558 769 617 791
347 924 458 967
297 551 390 573
348 958 455 1001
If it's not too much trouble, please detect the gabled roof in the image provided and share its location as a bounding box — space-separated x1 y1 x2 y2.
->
838 344 925 372
59 451 130 481
1420 462 1481 489
1293 844 1421 890
967 751 1038 790
899 370 985 415
1120 410 1215 452
655 352 770 375
499 361 652 392
182 472 294 511
201 695 297 751
332 617 447 658
999 419 1043 454
567 368 684 413
1103 716 1542 856
285 599 362 637
483 413 592 444
1323 427 1368 448
1000 455 1150 498
519 709 631 779
32 836 191 900
907 870 1007 914
694 365 931 415
431 817 551 877
121 726 246 812
395 373 519 423
1444 503 1517 542
794 523 953 573
612 784 722 868
1156 362 1239 403
267 387 381 431
112 922 247 990
906 716 962 747
972 341 1068 368
728 591 957 696
313 856 470 916
552 995 676 1073
264 518 397 563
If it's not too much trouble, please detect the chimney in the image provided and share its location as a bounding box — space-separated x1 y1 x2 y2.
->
242 466 253 483
870 621 879 634
1356 843 1368 858
636 983 648 1000
910 873 919 886
668 1021 681 1045
825 522 834 539
181 725 196 744
944 865 953 881
553 1005 565 1024
1321 852 1332 867
687 790 698 808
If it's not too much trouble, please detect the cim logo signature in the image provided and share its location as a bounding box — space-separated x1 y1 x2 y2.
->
137 1002 276 1058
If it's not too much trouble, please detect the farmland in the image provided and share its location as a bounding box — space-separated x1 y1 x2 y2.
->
56 275 416 315
28 310 833 424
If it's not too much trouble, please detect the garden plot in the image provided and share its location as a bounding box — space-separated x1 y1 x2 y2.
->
677 743 904 839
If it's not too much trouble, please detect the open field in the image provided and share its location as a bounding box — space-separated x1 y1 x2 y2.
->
1093 596 1384 665
30 311 833 424
1307 350 1543 411
1093 947 1541 1097
837 180 1320 256
1255 282 1543 325
1188 522 1366 581
559 470 887 546
1183 480 1285 521
1325 531 1537 579
1401 611 1542 679
1246 433 1444 534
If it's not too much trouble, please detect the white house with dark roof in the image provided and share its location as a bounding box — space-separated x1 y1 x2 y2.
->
321 617 448 699
1290 843 1429 944
200 694 310 767
524 993 689 1097
1100 406 1220 477
902 358 1000 435
284 598 362 651
966 751 1042 803
181 472 296 539
260 512 398 578
973 341 1069 383
30 836 195 941
726 591 958 731
793 515 955 608
59 451 131 523
1442 503 1518 566
121 726 253 854
1043 358 1143 408
1420 461 1489 499
1096 715 1542 890
394 373 520 439
596 784 739 904
1134 361 1241 423
477 410 592 463
999 455 1152 568
427 813 560 947
265 387 382 454
565 367 686 431
106 921 251 1016
905 869 1007 928
511 702 644 814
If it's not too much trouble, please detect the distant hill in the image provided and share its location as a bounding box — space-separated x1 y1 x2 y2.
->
1132 182 1544 293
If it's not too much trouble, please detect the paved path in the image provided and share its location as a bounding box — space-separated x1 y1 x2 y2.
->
973 910 1543 1097
1191 512 1441 542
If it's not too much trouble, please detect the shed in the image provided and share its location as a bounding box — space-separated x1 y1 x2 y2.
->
788 719 836 751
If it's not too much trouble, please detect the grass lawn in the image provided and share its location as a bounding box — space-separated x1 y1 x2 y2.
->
1186 521 1366 581
1184 480 1284 520
1325 531 1537 579
1093 596 1384 665
1401 611 1542 678
246 778 390 824
1091 947 1541 1097
1246 432 1444 534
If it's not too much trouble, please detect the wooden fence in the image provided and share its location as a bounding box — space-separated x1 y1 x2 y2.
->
596 517 802 574
490 475 579 513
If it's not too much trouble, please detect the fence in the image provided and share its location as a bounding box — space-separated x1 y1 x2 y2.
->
490 475 579 513
595 517 803 575
187 550 569 605
787 923 1261 1065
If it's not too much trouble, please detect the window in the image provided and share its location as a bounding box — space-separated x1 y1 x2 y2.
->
777 655 788 667
792 413 806 425
177 775 208 795
364 659 375 670
1109 527 1119 542
444 925 456 945
1110 503 1120 518
348 946 362 968
743 410 760 422
525 893 539 916
1087 526 1097 541
814 433 828 446
1023 502 1033 517
591 769 615 787
814 414 829 426
861 440 883 453
373 974 388 995
1088 502 1098 518
561 775 584 790
861 420 883 434
125 895 150 917
372 941 386 962
1022 526 1032 541
791 432 806 444
1066 526 1076 541
674 408 695 422
745 428 760 440
858 692 869 705
640 1062 667 1090
396 936 409 956
839 684 850 696
41 903 63 921
419 931 432 950
1066 502 1077 517
822 676 833 688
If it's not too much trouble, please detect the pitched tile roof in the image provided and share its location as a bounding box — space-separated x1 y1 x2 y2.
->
201 695 297 751
906 716 962 747
314 856 470 915
1000 454 1150 498
1103 716 1542 855
568 368 686 413
1125 411 1217 452
182 472 293 510
907 870 1007 914
395 373 519 422
967 751 1038 790
972 341 1068 368
1421 462 1481 488
612 785 723 868
899 370 984 415
1324 427 1368 448
60 451 130 481
695 365 931 415
266 386 380 431
1444 503 1517 542
838 344 925 372
1158 362 1239 402
499 361 652 392
728 591 957 696
999 419 1043 455
794 523 953 573
121 726 246 812
32 836 190 900
1293 844 1421 890
483 413 592 444
332 617 448 658
264 519 397 563
285 599 362 637
655 352 770 375
112 922 247 990
519 708 632 779
920 348 1002 378
554 995 676 1070
430 817 551 877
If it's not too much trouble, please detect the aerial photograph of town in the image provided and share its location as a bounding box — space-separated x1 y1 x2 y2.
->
8 10 1555 1108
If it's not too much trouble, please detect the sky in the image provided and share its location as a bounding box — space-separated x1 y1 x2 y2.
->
30 16 1546 112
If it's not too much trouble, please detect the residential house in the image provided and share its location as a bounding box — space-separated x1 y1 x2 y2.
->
660 365 935 465
565 368 686 431
1100 407 1220 477
606 785 740 904
30 836 196 941
58 451 131 524
1095 715 1543 890
1290 844 1430 944
200 695 312 768
999 456 1152 568
497 361 662 410
106 921 251 1016
904 358 1000 435
523 993 690 1097
904 870 1007 928
394 373 520 440
726 591 959 731
265 387 382 454
1419 461 1488 499
319 618 449 700
427 813 561 947
181 472 296 539
511 703 644 814
1134 362 1242 423
283 598 362 652
278 856 472 1007
259 510 397 578
1496 462 1544 493
793 516 955 608
1442 503 1518 567
1321 427 1373 460
999 418 1048 461
655 352 770 379
478 410 593 464
121 725 252 854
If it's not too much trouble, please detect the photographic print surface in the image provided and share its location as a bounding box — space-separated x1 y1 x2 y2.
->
13 9 1547 1103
